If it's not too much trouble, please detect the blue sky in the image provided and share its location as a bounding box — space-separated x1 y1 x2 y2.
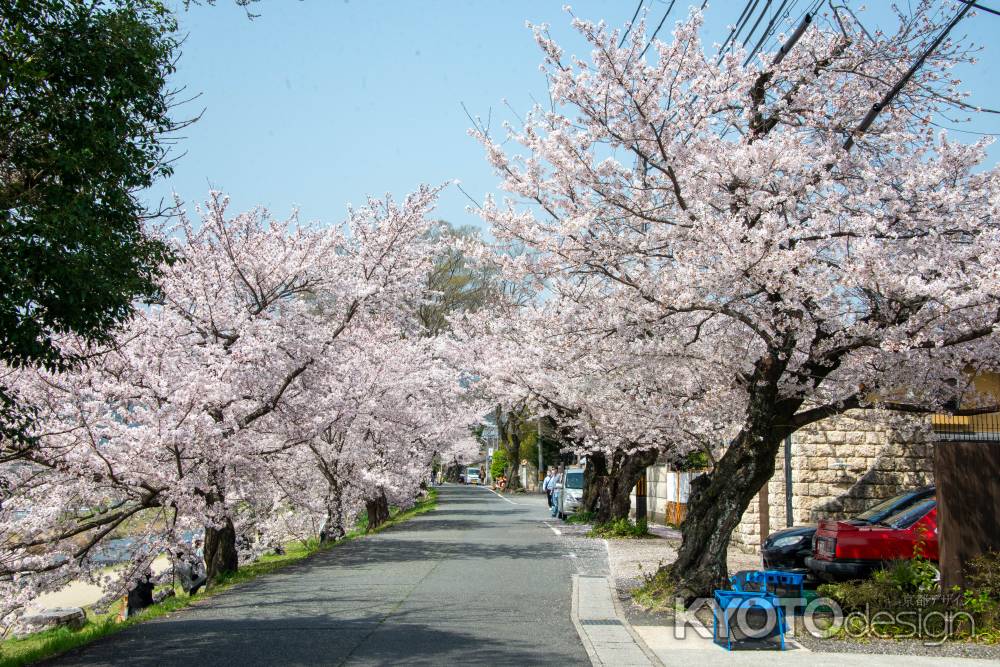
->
147 1 1000 231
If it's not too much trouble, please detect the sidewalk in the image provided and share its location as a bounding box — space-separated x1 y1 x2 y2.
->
601 536 995 666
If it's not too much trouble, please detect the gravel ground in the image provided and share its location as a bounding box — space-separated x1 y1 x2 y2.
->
794 629 1000 661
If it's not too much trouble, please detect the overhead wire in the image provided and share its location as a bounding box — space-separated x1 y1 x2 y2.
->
619 0 645 47
639 0 679 59
717 0 760 62
744 0 793 65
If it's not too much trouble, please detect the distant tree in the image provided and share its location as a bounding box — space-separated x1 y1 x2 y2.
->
0 0 183 442
417 223 500 336
489 447 508 482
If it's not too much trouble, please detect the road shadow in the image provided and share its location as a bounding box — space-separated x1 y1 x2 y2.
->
47 609 581 666
314 537 569 567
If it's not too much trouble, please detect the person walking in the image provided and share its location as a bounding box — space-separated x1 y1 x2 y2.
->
542 468 554 507
549 469 562 517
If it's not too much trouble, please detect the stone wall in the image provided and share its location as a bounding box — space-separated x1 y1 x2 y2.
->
731 410 934 552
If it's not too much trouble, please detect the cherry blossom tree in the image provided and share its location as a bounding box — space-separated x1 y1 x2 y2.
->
464 297 717 520
0 184 451 622
476 3 1000 598
262 324 480 540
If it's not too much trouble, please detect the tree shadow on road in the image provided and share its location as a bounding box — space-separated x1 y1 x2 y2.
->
48 608 582 666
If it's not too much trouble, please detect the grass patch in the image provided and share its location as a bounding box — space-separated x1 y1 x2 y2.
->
632 566 678 614
0 489 437 667
564 510 594 525
587 517 652 539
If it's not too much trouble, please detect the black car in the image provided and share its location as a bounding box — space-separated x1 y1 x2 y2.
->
761 486 936 574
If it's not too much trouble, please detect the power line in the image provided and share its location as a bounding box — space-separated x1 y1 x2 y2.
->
956 0 1000 18
844 1 974 151
639 0 678 59
619 0 645 47
744 0 793 66
740 0 775 50
717 0 760 62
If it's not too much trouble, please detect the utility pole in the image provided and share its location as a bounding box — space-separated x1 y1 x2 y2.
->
537 416 544 490
784 434 793 527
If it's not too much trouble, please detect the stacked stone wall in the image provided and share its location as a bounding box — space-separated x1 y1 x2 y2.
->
732 410 934 552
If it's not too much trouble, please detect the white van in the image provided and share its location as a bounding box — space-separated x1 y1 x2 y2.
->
465 467 481 485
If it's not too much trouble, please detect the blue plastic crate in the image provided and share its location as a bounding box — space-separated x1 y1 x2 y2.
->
730 570 804 598
713 589 787 651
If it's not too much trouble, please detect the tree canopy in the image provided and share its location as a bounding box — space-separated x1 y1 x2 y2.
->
0 0 181 440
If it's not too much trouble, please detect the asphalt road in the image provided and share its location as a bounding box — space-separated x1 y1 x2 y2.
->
49 485 592 666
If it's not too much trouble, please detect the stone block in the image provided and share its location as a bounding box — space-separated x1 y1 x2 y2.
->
810 483 829 497
15 607 86 638
845 431 866 445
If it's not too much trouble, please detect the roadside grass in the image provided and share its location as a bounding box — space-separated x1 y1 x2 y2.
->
563 510 594 525
631 566 680 615
587 517 652 539
0 489 437 667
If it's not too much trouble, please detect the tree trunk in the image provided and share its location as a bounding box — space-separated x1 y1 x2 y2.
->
320 483 348 544
583 451 609 514
591 448 659 524
505 457 522 491
605 449 660 523
365 492 390 531
664 431 782 601
664 353 794 603
204 517 239 585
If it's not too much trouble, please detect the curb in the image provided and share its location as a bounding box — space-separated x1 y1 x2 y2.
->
571 575 603 666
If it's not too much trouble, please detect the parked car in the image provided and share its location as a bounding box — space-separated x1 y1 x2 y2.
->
555 467 585 519
805 495 938 582
465 467 481 485
762 486 936 574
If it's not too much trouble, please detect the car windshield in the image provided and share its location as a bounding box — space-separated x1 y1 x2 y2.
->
880 498 936 529
856 488 933 523
468 469 478 475
565 471 583 489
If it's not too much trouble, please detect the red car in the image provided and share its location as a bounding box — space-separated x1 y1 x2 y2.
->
805 497 938 581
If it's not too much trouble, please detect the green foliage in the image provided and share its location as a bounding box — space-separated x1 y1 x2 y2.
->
871 558 940 594
0 0 181 441
0 489 438 665
417 223 500 336
817 549 1000 643
588 517 651 539
490 447 508 481
632 567 678 613
564 510 594 525
966 550 1000 601
679 450 711 471
517 421 560 471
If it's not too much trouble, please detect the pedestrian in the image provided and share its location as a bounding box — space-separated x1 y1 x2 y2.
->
543 468 553 507
125 569 155 618
175 548 207 596
550 470 563 517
